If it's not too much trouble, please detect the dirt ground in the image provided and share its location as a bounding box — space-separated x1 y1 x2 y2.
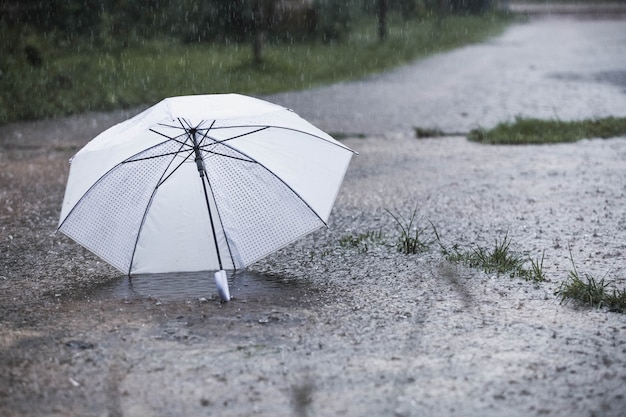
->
2 120 626 417
2 10 626 417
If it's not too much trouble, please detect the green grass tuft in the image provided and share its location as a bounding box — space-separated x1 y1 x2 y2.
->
414 127 447 138
555 249 626 312
386 209 432 255
520 250 547 283
467 234 522 276
339 229 385 253
468 116 626 145
433 225 546 282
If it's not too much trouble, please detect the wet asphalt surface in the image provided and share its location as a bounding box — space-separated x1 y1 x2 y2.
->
265 16 626 136
2 11 626 417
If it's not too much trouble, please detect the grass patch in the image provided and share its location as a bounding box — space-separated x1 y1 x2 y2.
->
0 13 511 125
329 132 368 140
555 249 626 312
523 250 547 283
433 226 546 282
468 116 626 145
414 127 448 138
386 209 432 254
339 229 385 253
467 234 526 276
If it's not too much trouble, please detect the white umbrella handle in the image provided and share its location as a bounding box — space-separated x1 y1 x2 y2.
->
214 270 230 302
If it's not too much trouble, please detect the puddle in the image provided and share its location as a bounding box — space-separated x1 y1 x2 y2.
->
91 270 305 303
549 70 626 89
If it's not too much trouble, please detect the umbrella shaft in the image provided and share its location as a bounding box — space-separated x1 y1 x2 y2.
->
190 129 223 270
190 129 206 176
195 154 205 177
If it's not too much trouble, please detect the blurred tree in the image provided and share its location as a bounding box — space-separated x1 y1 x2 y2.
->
0 0 102 70
251 0 266 63
173 0 249 43
314 0 352 43
396 0 418 18
377 0 387 41
2 0 460 51
270 0 317 43
438 0 449 24
449 0 490 14
0 0 103 38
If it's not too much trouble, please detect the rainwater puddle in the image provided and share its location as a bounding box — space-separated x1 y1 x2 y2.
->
91 270 305 303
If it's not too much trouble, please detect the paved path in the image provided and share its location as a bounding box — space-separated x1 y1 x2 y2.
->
2 15 624 146
266 16 626 136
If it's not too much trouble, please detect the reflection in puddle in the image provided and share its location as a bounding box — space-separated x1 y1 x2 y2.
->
95 270 300 302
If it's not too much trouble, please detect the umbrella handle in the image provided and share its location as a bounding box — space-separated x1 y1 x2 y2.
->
215 270 230 302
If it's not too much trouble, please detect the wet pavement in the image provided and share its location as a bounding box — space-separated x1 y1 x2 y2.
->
266 16 626 136
2 11 626 417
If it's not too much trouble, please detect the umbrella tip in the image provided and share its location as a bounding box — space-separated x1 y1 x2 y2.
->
214 270 231 302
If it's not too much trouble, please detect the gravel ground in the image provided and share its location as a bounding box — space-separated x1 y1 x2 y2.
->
1 11 626 417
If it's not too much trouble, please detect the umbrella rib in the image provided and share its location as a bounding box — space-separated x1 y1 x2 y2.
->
155 122 184 129
178 117 217 139
156 149 194 187
122 128 193 164
127 138 191 275
202 125 356 154
122 149 190 164
180 120 234 271
178 117 194 131
204 126 270 145
149 128 191 148
176 125 331 226
200 147 255 163
205 137 329 227
198 120 238 270
57 143 167 231
202 172 237 271
259 162 328 226
157 123 353 155
266 126 356 153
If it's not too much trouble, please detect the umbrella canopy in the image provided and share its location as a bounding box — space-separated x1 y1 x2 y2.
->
58 94 355 275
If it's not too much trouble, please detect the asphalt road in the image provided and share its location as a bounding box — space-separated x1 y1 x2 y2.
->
266 16 626 136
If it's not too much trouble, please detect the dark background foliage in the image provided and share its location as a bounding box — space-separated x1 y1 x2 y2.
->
0 0 496 124
0 0 488 45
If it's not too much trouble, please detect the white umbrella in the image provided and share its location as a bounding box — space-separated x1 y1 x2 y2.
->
58 94 355 300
